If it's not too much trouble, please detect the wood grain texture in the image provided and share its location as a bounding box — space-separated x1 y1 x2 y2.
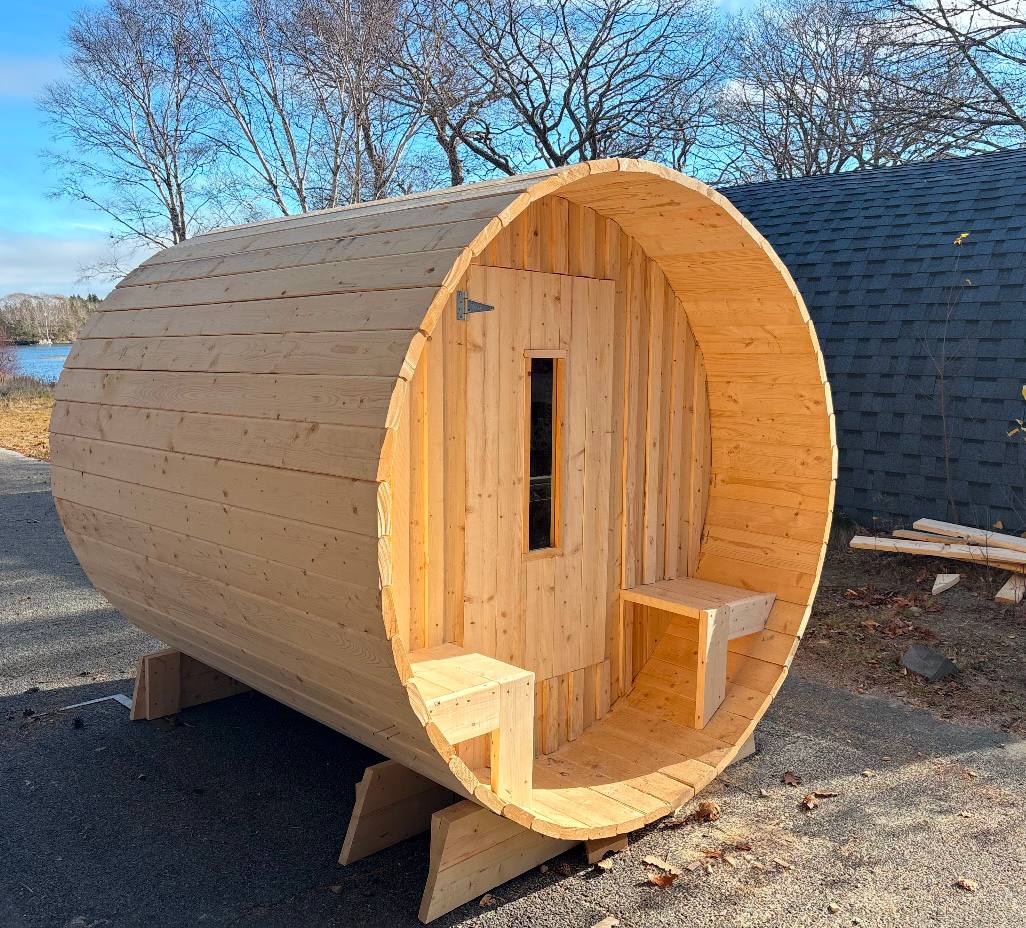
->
52 159 834 842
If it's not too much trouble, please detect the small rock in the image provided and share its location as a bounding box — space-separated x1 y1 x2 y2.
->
539 864 548 874
758 787 770 798
594 857 613 871
25 686 39 694
827 902 840 914
479 893 497 907
861 770 875 778
327 885 343 894
907 606 923 617
954 878 978 893
900 644 958 683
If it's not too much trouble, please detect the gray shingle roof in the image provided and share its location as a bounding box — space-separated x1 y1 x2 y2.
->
722 149 1026 531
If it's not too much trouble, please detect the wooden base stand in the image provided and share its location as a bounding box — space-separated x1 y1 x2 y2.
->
340 761 456 864
342 737 758 922
339 760 571 922
419 801 572 922
130 649 249 721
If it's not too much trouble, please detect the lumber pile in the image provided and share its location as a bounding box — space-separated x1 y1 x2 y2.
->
850 518 1026 604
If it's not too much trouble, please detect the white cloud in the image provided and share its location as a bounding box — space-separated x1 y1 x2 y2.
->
0 55 65 99
0 230 118 297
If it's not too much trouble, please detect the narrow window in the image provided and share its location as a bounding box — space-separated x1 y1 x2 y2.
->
527 355 560 551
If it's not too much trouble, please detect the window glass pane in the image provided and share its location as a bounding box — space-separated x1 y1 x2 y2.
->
528 357 555 550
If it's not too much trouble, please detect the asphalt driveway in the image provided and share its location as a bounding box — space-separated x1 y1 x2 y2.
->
2 448 1024 928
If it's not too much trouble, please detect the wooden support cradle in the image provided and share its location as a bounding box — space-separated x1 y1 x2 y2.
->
130 648 249 721
132 647 762 922
343 736 757 922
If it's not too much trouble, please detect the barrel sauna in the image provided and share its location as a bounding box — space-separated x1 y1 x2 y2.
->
51 159 835 843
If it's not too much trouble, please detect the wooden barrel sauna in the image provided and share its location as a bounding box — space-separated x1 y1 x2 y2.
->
51 159 836 841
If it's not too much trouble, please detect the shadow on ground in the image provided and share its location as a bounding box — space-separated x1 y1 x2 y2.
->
2 452 1024 928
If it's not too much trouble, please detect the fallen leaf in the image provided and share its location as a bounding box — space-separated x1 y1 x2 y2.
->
781 771 802 787
647 872 679 889
642 855 677 872
758 787 770 798
814 790 839 798
723 855 738 868
733 839 753 852
773 858 792 870
479 893 497 907
692 800 721 822
861 770 876 778
595 858 613 872
800 793 820 811
954 878 978 893
701 848 724 859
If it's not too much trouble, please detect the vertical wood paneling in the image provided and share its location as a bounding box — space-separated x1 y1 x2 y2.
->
404 198 714 757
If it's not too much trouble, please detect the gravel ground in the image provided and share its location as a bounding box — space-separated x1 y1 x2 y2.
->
2 448 1024 928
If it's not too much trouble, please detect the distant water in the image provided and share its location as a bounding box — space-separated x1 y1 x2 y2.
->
14 344 72 382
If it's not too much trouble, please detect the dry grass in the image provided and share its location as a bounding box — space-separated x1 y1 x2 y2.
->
0 379 54 459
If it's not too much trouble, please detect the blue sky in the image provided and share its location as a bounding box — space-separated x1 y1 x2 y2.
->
0 0 753 298
0 1 125 297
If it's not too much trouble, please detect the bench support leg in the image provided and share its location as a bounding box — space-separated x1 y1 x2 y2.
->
694 608 728 728
340 761 455 864
130 648 249 721
419 800 573 922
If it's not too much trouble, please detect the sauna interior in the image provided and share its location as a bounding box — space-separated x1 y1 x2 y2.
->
393 196 723 765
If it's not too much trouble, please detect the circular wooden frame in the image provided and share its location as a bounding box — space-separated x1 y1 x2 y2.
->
52 159 835 840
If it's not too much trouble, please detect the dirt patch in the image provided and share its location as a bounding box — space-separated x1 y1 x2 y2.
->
796 542 1026 734
0 396 53 460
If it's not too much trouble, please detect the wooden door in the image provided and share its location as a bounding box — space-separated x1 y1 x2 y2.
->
461 265 617 689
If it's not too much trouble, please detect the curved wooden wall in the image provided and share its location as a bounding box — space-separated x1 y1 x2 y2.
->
52 160 835 839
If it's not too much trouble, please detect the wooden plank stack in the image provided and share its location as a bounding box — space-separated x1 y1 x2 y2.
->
850 518 1026 604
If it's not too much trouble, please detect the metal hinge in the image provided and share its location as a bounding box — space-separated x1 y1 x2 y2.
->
456 291 494 320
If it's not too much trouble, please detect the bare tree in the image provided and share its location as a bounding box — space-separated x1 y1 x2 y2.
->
428 0 723 176
296 0 432 202
888 0 1026 143
718 0 994 182
192 0 353 217
41 0 216 249
390 0 498 186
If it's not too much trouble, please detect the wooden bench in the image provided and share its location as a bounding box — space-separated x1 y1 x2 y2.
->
621 577 775 728
407 645 534 805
